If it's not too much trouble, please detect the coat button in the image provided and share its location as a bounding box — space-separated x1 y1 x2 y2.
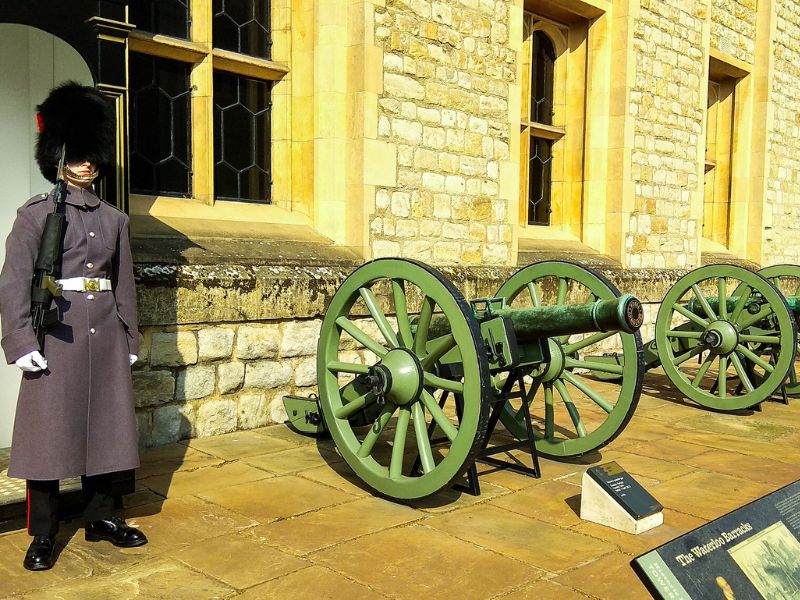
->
87 294 95 300
89 328 96 334
89 231 96 238
87 262 94 269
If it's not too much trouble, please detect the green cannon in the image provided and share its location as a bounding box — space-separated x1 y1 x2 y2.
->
285 258 645 500
586 264 799 411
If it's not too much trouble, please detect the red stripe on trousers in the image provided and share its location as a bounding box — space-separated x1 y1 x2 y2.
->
26 482 31 535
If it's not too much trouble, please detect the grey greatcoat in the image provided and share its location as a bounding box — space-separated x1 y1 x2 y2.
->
0 184 140 481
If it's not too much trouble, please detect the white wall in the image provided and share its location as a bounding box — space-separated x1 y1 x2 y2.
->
0 24 92 447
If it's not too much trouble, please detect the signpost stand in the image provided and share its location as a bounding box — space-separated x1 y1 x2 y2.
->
581 462 663 534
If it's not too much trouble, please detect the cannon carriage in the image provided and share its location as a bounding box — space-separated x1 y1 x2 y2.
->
586 264 800 411
286 258 645 500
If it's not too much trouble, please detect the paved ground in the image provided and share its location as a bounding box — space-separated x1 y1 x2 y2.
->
1 369 800 599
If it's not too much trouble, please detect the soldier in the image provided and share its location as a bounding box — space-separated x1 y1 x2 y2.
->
0 82 146 571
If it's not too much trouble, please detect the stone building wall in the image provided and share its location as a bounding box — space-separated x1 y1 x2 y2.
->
369 0 515 266
763 0 800 265
627 0 706 270
710 0 756 63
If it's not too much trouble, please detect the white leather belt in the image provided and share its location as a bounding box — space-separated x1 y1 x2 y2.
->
56 277 112 292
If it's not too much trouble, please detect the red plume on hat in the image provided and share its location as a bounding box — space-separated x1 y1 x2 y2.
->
35 81 116 184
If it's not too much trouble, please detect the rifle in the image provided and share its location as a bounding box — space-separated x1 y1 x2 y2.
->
31 144 68 347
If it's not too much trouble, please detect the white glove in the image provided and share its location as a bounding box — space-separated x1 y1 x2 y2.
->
16 351 47 372
129 354 138 366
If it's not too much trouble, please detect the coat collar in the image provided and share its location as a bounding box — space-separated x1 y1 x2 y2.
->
63 184 101 208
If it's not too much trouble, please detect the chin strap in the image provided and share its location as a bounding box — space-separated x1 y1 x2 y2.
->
62 164 99 187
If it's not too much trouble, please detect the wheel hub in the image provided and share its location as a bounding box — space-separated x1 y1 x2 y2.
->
702 320 739 355
373 348 424 406
541 338 566 383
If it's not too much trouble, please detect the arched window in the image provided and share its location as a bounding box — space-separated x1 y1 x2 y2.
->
532 31 555 126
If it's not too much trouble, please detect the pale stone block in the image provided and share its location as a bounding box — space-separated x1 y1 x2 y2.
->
195 399 237 437
376 188 391 209
245 360 293 389
404 240 433 262
198 327 235 361
373 239 401 257
384 73 424 100
218 361 245 394
391 191 411 217
236 325 280 360
135 411 152 448
396 219 419 237
295 357 317 387
281 320 322 357
133 370 175 408
151 331 198 367
269 390 291 424
176 365 216 400
152 404 193 446
443 222 468 239
238 393 270 429
392 118 423 143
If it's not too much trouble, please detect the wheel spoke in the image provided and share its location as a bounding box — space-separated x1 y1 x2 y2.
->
413 296 436 355
420 334 457 370
735 344 775 373
718 278 727 319
328 360 370 375
335 316 388 357
527 282 541 307
562 331 616 355
359 287 399 348
561 371 614 414
691 353 714 387
718 355 727 398
412 402 435 474
543 383 554 440
334 391 377 419
553 379 587 437
673 303 710 328
730 353 755 393
739 334 781 344
557 277 568 306
691 284 717 321
420 390 458 442
357 404 396 458
392 279 414 348
672 345 704 366
565 357 624 376
737 305 774 330
389 407 411 479
730 285 752 323
423 372 464 394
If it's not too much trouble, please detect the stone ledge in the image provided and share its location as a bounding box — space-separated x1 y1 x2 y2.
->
133 254 717 327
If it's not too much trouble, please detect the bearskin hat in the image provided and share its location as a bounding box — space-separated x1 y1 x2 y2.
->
35 81 116 184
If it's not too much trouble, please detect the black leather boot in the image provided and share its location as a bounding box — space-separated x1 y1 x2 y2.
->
23 535 56 571
85 516 147 547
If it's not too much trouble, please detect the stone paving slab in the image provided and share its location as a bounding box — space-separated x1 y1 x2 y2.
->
2 372 800 599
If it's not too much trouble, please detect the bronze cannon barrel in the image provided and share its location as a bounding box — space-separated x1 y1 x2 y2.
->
426 294 644 340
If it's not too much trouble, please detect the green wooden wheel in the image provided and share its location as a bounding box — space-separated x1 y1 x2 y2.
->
317 258 491 500
495 261 644 458
757 264 800 395
656 265 796 410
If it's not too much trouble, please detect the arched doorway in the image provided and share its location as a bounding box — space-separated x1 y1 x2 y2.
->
0 24 93 447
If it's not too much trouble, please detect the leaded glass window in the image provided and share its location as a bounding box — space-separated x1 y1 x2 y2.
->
529 139 552 226
213 0 272 59
532 32 555 125
129 54 192 197
130 0 190 39
213 72 272 202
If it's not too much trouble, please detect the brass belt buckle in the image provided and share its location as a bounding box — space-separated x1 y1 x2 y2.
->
84 278 100 292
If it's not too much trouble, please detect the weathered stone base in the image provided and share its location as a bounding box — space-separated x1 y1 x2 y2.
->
132 259 725 448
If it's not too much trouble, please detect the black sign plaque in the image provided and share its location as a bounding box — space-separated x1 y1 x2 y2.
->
632 479 800 599
587 461 663 520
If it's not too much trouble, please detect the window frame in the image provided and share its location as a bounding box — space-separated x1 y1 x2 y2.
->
127 0 288 208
